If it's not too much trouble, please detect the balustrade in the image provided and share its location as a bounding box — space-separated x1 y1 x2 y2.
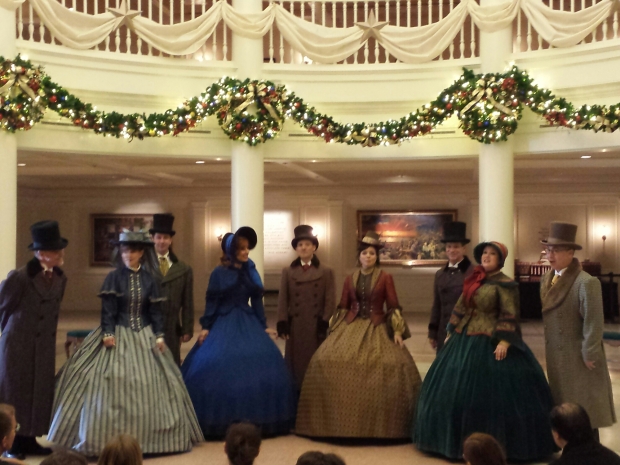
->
13 0 620 63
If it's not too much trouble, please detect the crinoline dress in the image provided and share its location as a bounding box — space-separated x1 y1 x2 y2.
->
48 266 203 455
296 267 421 438
413 271 555 461
181 259 296 437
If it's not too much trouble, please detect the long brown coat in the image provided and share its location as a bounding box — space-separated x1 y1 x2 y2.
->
0 257 67 436
540 258 616 428
153 252 194 365
277 256 335 389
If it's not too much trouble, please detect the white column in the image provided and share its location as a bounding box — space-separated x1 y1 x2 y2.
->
477 1 515 277
230 0 264 278
0 5 18 277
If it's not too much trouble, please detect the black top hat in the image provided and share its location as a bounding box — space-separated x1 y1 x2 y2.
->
113 230 153 246
28 220 69 251
440 221 470 244
221 226 258 257
291 225 319 250
358 231 385 249
149 214 176 236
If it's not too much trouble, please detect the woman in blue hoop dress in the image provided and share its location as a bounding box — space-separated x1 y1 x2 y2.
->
181 226 296 437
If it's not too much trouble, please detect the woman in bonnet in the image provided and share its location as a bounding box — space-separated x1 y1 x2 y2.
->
413 241 555 461
181 226 296 437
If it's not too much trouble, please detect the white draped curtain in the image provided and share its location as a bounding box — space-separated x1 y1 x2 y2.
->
6 0 620 62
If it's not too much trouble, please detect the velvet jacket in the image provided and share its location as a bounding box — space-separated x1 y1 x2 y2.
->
98 266 165 337
339 268 400 327
199 259 266 330
447 271 523 348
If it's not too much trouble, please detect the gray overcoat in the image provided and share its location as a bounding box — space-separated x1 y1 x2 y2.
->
540 258 616 428
277 256 335 389
428 256 473 352
154 252 194 365
0 257 67 436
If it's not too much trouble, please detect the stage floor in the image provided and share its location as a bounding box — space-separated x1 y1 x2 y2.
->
24 311 620 465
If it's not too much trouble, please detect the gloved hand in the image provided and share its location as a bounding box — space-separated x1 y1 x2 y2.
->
277 320 290 339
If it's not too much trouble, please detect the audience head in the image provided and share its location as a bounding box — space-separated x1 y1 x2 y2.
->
550 403 594 447
224 422 262 465
296 451 346 465
97 434 143 465
40 450 89 465
0 409 16 454
462 433 507 465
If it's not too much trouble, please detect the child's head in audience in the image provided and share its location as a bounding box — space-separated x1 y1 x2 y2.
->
296 451 346 465
40 450 89 465
224 422 262 465
97 434 143 465
462 433 507 465
0 404 17 455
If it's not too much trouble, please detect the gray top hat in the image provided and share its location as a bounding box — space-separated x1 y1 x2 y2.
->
113 230 153 245
541 222 582 250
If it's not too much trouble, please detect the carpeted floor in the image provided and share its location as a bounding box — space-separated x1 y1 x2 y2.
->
21 311 620 465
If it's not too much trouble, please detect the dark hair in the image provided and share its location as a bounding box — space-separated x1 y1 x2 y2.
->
550 403 594 445
0 411 12 444
296 451 346 465
225 422 261 465
356 244 381 267
220 236 250 266
462 433 507 465
40 450 88 465
120 243 146 252
97 434 142 465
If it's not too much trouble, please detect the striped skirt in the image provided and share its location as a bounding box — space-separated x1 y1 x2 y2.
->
48 325 203 456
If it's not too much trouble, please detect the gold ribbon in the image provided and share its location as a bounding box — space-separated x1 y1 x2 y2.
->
228 82 282 125
461 77 514 116
0 65 38 101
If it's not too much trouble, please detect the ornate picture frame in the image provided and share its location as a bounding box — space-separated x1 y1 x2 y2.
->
357 210 457 266
91 214 154 266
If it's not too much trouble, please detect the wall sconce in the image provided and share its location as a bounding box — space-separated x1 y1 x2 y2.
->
215 227 226 242
602 225 609 243
312 225 324 239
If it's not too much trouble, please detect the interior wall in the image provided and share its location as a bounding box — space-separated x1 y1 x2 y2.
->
16 187 620 318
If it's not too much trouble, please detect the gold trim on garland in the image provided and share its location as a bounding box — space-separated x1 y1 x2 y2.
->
1 55 619 146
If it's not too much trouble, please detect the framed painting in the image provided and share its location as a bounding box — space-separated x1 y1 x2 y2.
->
91 214 154 266
357 210 457 266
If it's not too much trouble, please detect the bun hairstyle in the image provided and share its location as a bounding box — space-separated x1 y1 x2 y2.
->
225 422 262 465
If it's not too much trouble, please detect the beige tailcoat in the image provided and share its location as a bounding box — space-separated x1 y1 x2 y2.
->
540 258 616 428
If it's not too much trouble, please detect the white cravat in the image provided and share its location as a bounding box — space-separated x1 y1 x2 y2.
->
448 259 463 269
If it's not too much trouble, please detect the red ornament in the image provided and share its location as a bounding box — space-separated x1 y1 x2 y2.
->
118 124 124 130
392 134 398 140
220 111 226 119
446 103 453 110
235 123 242 130
49 95 57 103
294 102 300 108
73 119 81 125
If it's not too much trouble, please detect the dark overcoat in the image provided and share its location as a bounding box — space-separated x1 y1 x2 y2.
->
0 257 67 436
427 256 473 351
277 256 335 389
541 258 616 428
153 252 194 365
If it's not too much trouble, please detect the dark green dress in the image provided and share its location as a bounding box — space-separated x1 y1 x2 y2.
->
413 271 555 461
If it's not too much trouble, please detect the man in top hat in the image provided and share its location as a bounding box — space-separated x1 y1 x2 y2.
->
540 221 616 436
0 221 68 459
150 213 194 365
277 225 336 391
427 221 474 353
